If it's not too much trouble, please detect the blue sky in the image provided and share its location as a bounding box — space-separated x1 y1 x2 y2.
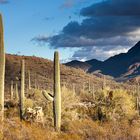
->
0 0 97 61
0 0 140 62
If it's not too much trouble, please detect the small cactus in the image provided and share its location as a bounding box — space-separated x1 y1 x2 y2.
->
15 82 19 100
72 83 76 96
20 59 25 120
28 70 31 90
0 14 5 121
10 81 14 100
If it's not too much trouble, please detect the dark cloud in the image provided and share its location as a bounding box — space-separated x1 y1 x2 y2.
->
46 15 140 48
80 0 140 17
32 0 140 60
56 16 140 40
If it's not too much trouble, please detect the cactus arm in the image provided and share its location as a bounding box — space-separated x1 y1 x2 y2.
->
0 14 5 121
42 90 54 102
53 51 61 131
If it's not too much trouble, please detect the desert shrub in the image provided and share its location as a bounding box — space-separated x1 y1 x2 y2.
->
24 98 34 109
94 89 137 121
78 88 137 122
61 86 80 125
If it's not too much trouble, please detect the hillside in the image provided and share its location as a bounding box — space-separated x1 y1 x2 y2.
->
65 41 140 80
5 54 131 96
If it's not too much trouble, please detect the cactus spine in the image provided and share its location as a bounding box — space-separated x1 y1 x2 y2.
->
10 81 14 100
20 59 25 119
54 51 61 131
0 14 5 121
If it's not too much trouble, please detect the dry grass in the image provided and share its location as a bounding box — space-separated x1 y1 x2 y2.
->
2 118 140 140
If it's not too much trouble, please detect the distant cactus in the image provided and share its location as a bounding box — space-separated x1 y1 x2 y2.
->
15 82 19 100
10 81 14 100
20 59 25 119
34 73 37 89
0 14 5 121
28 70 31 90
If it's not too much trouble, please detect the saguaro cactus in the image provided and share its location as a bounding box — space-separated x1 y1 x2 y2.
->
10 81 14 100
20 59 25 119
42 51 61 131
0 14 5 121
54 51 61 131
28 70 31 90
15 82 19 100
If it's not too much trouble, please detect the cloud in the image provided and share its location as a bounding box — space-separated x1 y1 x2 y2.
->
72 46 130 61
32 0 140 60
0 0 9 4
80 0 140 17
31 35 49 46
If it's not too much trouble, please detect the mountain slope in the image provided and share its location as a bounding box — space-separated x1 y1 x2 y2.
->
5 54 124 95
65 41 140 79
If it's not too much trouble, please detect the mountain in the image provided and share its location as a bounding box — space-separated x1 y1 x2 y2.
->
65 60 91 72
65 59 103 72
65 41 140 79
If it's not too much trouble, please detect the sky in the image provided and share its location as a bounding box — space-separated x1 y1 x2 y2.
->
0 0 140 62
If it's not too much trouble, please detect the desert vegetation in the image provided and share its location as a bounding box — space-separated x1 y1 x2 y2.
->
0 14 140 140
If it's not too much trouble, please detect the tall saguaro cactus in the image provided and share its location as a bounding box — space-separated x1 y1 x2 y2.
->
20 59 25 119
0 14 5 121
54 51 61 131
42 51 61 131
